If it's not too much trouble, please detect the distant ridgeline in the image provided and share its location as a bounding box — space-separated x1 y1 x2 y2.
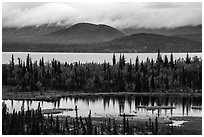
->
2 50 202 93
2 23 202 52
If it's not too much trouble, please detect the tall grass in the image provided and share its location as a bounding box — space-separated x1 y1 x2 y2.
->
2 102 173 135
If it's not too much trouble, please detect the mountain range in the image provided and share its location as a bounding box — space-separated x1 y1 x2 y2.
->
121 25 202 42
2 23 202 52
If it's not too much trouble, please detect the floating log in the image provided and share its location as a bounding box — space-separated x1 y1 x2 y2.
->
146 106 175 110
42 108 76 114
136 105 147 108
160 106 176 109
119 113 137 117
146 106 160 110
191 106 202 109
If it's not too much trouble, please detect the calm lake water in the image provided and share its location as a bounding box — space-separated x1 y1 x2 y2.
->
3 95 202 118
2 52 202 64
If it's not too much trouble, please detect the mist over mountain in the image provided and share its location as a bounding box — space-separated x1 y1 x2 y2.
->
3 23 125 44
122 25 201 35
3 24 65 36
121 25 202 42
98 33 201 52
2 23 202 52
3 3 201 29
2 24 66 43
48 23 125 43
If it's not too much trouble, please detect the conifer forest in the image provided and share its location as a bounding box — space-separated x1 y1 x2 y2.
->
2 51 202 93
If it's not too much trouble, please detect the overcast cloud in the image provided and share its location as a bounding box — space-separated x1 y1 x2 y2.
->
2 2 202 29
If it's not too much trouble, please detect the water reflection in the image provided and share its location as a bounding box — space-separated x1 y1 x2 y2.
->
4 95 202 118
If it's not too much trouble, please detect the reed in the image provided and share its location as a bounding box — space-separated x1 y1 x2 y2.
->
2 102 174 135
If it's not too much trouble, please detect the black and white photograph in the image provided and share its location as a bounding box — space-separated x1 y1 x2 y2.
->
2 1 202 135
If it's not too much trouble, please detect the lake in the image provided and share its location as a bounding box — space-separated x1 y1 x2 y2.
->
3 95 202 118
2 52 202 64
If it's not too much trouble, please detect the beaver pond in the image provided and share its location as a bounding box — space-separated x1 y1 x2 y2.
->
3 94 202 118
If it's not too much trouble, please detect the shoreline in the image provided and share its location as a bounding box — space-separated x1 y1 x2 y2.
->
2 86 202 101
54 115 202 135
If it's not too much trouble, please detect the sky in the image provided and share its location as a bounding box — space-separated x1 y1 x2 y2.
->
2 2 202 29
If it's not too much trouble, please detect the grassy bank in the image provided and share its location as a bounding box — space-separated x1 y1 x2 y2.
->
2 86 202 101
169 116 202 135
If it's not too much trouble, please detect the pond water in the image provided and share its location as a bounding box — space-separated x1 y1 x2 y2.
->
2 52 202 64
3 95 202 118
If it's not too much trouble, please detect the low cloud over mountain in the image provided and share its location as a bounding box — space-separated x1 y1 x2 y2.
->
3 2 202 29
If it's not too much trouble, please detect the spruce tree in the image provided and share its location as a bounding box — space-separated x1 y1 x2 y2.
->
112 54 116 65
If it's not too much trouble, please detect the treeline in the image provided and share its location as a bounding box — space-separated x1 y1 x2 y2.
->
2 50 202 93
2 102 173 135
